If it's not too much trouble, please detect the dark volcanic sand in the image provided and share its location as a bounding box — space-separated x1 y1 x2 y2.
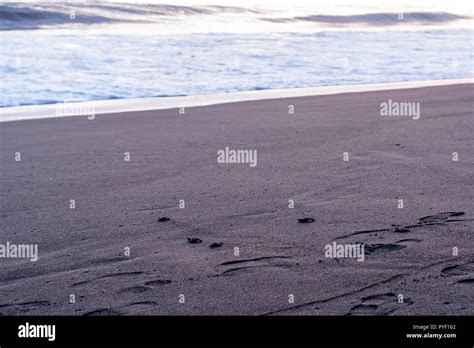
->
0 84 473 315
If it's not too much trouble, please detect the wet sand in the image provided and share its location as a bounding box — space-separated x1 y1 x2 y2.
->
0 83 473 315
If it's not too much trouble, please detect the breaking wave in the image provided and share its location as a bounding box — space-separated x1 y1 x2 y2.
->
0 3 468 31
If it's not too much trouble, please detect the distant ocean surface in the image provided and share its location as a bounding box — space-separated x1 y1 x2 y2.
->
1 2 473 107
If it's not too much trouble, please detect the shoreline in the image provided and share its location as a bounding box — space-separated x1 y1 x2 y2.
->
1 78 473 123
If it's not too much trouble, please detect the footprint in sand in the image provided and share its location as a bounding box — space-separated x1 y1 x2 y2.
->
391 225 410 233
363 243 407 255
348 303 379 314
144 279 172 287
348 292 412 315
417 212 464 224
361 293 396 303
72 271 144 287
441 263 474 276
457 279 474 284
441 262 474 285
298 218 315 223
336 211 466 240
84 308 122 316
116 277 172 296
395 238 423 243
219 256 290 266
127 301 158 306
217 256 292 276
119 285 150 294
0 301 50 315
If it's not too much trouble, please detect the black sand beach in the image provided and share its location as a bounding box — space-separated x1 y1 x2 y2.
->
0 84 473 315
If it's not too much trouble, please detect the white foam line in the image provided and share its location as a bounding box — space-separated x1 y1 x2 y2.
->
1 78 473 122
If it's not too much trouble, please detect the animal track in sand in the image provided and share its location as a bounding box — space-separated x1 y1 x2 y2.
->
336 211 466 241
417 212 464 224
334 212 468 261
261 273 404 315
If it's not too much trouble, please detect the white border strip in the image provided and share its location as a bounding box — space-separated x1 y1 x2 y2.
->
1 78 473 122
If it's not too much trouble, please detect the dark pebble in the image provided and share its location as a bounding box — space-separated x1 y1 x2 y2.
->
209 242 223 248
298 218 315 223
187 238 202 244
158 217 170 222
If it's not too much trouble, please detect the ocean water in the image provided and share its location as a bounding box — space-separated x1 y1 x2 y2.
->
0 1 473 107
